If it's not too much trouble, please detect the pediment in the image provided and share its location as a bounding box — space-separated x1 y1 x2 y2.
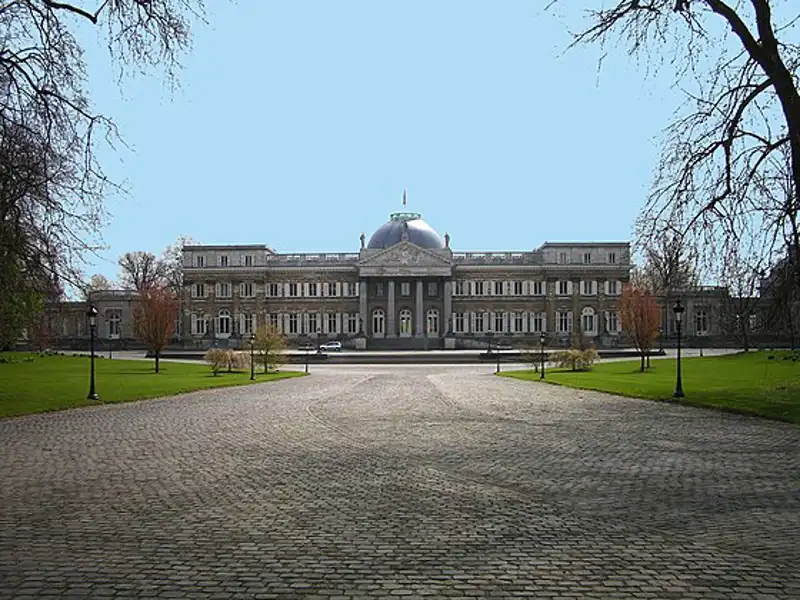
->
359 242 452 268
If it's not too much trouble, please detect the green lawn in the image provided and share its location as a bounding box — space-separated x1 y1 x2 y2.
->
500 351 800 424
0 353 305 418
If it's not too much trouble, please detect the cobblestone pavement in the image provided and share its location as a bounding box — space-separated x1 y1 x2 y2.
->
1 365 798 599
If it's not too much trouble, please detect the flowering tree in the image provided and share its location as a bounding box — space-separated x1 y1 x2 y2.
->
254 324 286 373
620 284 661 372
133 286 178 373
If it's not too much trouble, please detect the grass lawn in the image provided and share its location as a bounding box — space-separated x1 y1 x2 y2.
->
0 353 305 418
500 351 800 424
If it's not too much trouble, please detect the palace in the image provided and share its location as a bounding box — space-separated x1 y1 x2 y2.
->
179 211 632 350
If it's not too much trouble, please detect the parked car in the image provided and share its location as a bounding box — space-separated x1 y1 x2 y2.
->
318 341 343 352
298 344 316 351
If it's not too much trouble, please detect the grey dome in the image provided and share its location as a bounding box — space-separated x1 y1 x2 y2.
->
367 212 445 250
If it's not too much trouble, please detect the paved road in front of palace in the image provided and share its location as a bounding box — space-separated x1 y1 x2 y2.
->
1 365 798 599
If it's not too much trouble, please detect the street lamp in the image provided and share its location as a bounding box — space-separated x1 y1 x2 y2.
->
495 338 501 374
673 299 685 398
86 305 99 400
249 332 256 381
539 333 546 380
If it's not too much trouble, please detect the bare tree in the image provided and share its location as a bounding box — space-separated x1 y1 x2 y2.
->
620 283 661 372
555 1 800 275
639 229 699 296
118 251 167 292
0 0 204 324
254 324 287 373
161 235 198 294
133 285 178 373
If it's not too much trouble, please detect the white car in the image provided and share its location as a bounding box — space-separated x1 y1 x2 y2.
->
318 341 342 352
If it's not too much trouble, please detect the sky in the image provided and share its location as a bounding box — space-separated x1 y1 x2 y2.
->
80 1 681 282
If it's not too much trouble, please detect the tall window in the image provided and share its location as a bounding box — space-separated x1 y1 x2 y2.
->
454 313 465 333
308 313 319 334
426 309 439 336
347 313 359 334
268 314 279 329
308 283 318 297
581 280 596 296
107 310 121 338
267 283 281 297
606 280 620 295
240 282 254 298
327 313 337 333
474 313 485 333
288 283 299 297
559 252 568 264
194 255 205 268
346 282 357 296
531 281 544 296
243 254 254 267
557 311 572 333
583 252 592 264
219 255 229 267
191 314 207 335
399 309 412 335
217 309 232 335
558 281 570 296
193 283 206 298
695 310 708 335
474 281 485 296
372 309 385 335
515 313 525 332
454 281 465 296
493 281 503 296
607 311 619 333
288 313 299 334
401 282 411 296
242 313 254 335
325 282 337 297
608 252 617 264
491 313 502 332
531 313 544 333
216 283 231 298
581 307 596 334
513 281 524 295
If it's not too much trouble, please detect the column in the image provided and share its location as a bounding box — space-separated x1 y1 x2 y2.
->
387 280 396 337
443 280 452 336
415 280 424 337
359 278 368 336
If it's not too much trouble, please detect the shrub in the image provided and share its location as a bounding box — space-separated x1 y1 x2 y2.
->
204 348 228 376
551 347 597 371
225 349 248 372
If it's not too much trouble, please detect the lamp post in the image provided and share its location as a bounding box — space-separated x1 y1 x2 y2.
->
673 299 685 398
249 332 256 381
539 333 546 380
86 305 99 400
495 339 501 374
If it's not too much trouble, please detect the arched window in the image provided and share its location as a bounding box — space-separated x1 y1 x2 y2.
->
696 310 708 335
426 309 439 337
372 309 385 336
217 309 232 336
581 307 596 335
399 309 413 337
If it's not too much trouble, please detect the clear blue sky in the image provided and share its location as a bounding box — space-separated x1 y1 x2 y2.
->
81 1 679 282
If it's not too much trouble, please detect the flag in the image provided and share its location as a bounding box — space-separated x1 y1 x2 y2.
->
402 189 407 206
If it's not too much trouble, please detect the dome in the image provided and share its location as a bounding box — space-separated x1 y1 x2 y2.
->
367 212 445 250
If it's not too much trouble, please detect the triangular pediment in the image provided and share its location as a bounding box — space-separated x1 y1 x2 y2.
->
359 242 452 268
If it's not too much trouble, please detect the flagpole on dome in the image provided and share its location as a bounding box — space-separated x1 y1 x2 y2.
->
402 189 407 207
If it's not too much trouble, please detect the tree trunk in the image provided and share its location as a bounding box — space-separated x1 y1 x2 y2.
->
155 351 160 373
640 353 645 372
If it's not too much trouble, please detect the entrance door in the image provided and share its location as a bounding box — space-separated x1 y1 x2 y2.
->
399 309 413 338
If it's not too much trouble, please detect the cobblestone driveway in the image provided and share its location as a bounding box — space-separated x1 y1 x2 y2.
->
1 365 798 599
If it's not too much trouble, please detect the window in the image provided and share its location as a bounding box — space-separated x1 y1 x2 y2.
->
191 314 207 335
454 281 465 296
195 255 205 268
308 283 318 297
288 313 299 334
531 281 544 296
606 280 620 296
583 252 592 264
308 313 319 334
531 312 544 333
347 314 359 334
325 282 337 297
399 309 413 336
372 309 385 335
244 255 254 267
268 313 279 329
240 282 254 298
346 282 357 296
581 280 596 296
107 310 121 338
474 281 485 296
559 252 568 264
192 283 206 298
454 313 465 333
401 282 411 296
515 313 525 332
217 309 232 335
493 281 503 296
428 282 438 296
494 313 504 333
607 311 620 333
288 283 299 297
327 313 337 334
242 313 254 335
426 309 439 336
219 255 229 267
695 310 708 335
608 252 617 264
474 313 485 333
558 281 571 296
557 311 572 333
267 283 281 297
581 307 596 334
216 283 231 298
513 281 524 295
375 282 384 296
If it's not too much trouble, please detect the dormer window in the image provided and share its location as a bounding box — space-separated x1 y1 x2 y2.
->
195 255 205 268
219 255 229 267
583 252 592 264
